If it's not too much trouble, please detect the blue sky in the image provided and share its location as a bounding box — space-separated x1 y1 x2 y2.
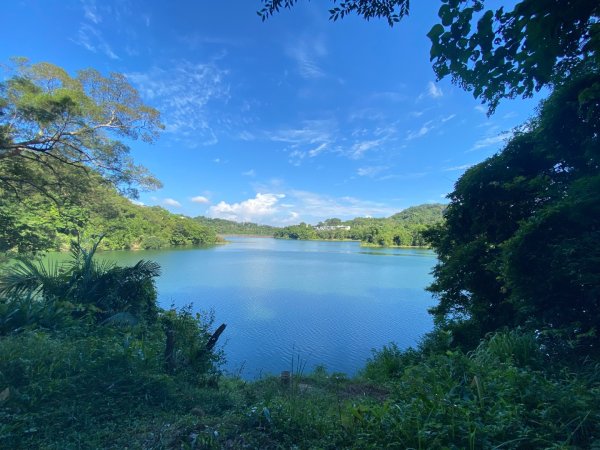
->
1 0 542 225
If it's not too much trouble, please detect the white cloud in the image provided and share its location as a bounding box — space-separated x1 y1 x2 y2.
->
469 131 512 151
308 142 328 157
238 130 256 141
357 166 388 177
163 198 182 208
350 139 382 159
474 105 487 114
266 119 335 165
286 36 327 79
205 189 404 225
444 163 473 171
208 193 285 222
267 119 334 146
441 114 456 122
74 23 119 59
127 61 230 146
242 169 256 177
427 81 443 98
288 190 399 221
191 196 210 204
81 0 101 23
407 122 433 140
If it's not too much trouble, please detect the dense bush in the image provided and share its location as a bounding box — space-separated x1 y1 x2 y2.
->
0 246 225 448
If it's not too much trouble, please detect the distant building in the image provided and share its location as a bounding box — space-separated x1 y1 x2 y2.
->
314 225 351 231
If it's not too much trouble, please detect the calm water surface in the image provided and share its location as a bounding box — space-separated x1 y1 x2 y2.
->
92 237 437 378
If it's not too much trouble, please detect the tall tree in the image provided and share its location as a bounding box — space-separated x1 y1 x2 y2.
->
425 71 600 352
0 58 163 200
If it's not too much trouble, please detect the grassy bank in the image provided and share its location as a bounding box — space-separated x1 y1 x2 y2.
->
1 327 599 449
1 247 598 449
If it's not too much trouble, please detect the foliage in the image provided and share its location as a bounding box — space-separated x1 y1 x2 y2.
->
259 0 600 112
273 222 318 240
428 0 599 112
355 332 600 450
0 158 221 253
0 238 160 324
258 0 410 27
0 245 225 449
194 215 277 236
425 70 600 353
275 203 445 247
161 305 224 384
0 57 163 199
4 328 598 449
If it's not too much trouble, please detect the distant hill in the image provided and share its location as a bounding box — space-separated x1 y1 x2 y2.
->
194 216 277 236
274 203 446 247
390 203 446 225
0 163 220 253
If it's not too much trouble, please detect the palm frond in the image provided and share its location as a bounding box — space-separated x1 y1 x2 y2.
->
131 260 161 278
0 258 62 298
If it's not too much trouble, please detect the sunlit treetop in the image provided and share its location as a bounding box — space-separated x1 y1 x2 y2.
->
0 58 164 199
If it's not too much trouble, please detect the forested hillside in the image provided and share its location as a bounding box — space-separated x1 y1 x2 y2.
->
0 161 220 252
274 203 445 246
194 216 276 236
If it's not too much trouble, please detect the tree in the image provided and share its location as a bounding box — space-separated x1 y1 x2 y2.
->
425 71 600 352
0 58 163 201
258 0 599 112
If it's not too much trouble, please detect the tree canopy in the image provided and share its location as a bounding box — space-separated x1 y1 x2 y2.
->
0 157 220 253
425 70 600 353
259 0 600 112
0 58 163 200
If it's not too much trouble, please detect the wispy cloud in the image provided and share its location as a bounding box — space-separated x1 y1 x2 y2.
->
288 190 400 221
265 119 335 165
469 131 512 151
427 81 443 98
242 169 256 177
267 119 334 146
81 0 101 23
74 23 119 59
178 33 249 50
127 61 230 146
406 122 433 140
286 36 327 79
191 196 210 204
238 130 256 141
416 81 444 101
350 139 383 159
357 166 388 177
444 163 473 171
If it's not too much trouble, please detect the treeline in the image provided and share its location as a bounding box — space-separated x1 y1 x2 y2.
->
0 161 221 253
274 203 445 247
194 216 276 236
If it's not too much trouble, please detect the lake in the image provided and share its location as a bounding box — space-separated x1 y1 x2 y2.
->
90 236 438 378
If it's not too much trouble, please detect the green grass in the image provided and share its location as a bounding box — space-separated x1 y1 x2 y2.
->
1 327 600 449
